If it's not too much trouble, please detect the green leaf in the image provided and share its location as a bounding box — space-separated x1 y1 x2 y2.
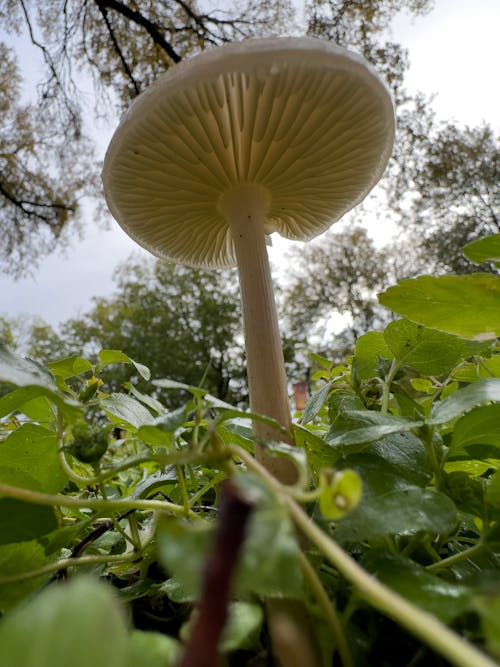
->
0 541 49 612
101 393 155 429
430 378 500 424
379 274 500 340
449 404 500 457
301 381 332 424
364 552 471 623
0 344 55 388
127 631 181 667
334 488 456 543
474 595 500 658
0 577 129 667
98 349 150 380
0 499 58 544
463 234 500 265
47 355 93 380
352 331 392 382
326 411 421 448
0 423 67 493
219 601 264 653
0 385 81 421
384 319 465 375
486 469 500 510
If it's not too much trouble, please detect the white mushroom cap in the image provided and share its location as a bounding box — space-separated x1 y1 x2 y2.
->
102 36 395 268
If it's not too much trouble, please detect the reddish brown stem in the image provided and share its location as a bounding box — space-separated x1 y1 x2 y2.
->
178 480 255 667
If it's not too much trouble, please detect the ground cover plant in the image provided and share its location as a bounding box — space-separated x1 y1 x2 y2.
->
1 236 500 666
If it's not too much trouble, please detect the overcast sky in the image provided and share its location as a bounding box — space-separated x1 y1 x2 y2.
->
0 0 499 329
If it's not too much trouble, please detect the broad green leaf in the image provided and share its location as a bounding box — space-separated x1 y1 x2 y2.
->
368 432 432 486
0 577 129 667
47 355 93 380
334 488 456 543
352 331 392 383
0 541 49 611
379 274 500 340
98 349 150 380
0 344 55 388
301 381 332 424
127 631 181 667
326 411 421 448
449 404 500 456
0 499 58 544
126 383 166 415
101 393 155 429
136 424 174 447
431 378 500 424
384 319 465 375
463 234 500 265
452 355 500 382
364 553 471 623
0 423 67 493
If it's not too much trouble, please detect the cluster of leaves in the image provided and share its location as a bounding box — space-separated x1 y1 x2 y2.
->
1 236 500 666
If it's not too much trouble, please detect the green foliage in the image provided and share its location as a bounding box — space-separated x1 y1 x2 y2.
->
2 239 500 666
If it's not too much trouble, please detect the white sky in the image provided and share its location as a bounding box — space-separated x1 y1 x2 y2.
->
0 0 499 329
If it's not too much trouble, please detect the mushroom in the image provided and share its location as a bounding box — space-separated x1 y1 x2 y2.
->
102 37 395 484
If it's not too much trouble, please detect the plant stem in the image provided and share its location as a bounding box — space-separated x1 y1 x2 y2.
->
0 482 190 516
0 552 138 585
381 358 400 413
298 551 354 667
231 445 498 667
426 543 485 573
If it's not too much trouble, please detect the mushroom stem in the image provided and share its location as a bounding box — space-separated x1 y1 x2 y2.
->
221 184 298 485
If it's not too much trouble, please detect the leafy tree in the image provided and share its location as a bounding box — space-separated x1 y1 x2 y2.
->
59 258 246 405
281 226 396 358
393 122 500 273
0 41 94 276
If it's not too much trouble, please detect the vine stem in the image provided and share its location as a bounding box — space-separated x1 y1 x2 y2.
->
381 358 401 413
297 551 354 667
426 543 485 573
0 552 138 585
0 482 190 516
231 445 497 667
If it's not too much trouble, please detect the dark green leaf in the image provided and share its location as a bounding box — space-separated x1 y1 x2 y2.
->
334 488 456 543
379 274 500 340
326 411 421 448
0 541 49 612
364 552 471 623
301 381 332 424
0 499 58 544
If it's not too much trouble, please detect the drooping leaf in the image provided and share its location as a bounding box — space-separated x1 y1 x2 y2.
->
0 344 55 389
326 411 421 448
98 349 150 380
301 381 333 424
379 274 500 340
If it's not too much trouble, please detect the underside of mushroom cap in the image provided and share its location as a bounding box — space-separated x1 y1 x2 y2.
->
102 36 395 269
